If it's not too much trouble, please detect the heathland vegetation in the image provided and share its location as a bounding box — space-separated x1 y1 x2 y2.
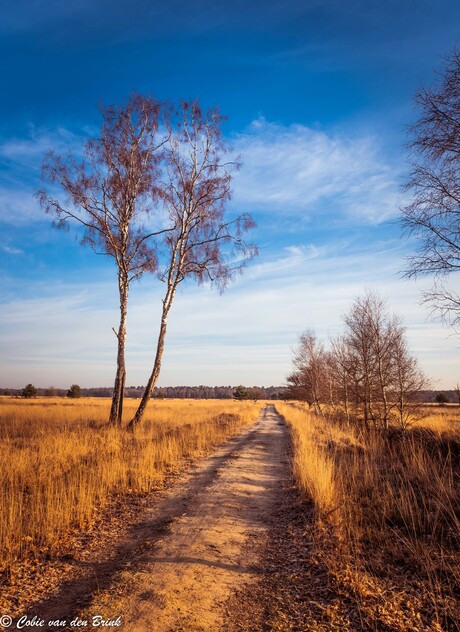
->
0 398 260 574
279 402 460 629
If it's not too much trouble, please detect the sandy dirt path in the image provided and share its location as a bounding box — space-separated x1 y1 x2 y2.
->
30 404 289 631
114 404 288 631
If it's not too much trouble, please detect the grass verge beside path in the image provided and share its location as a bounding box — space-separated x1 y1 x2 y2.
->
277 402 460 631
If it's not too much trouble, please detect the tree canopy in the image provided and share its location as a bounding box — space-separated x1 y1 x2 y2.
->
67 384 82 399
22 384 37 398
402 48 460 327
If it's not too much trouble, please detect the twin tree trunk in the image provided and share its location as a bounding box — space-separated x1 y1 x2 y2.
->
126 316 167 431
109 274 129 426
127 282 177 431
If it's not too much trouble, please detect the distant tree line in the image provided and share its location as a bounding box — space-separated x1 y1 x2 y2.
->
1 385 283 400
2 382 456 405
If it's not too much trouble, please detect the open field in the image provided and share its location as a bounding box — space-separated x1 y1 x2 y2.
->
2 398 460 630
278 402 460 630
0 397 261 573
0 401 288 630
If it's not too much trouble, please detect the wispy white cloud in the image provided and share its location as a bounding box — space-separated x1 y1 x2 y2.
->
0 187 43 225
0 127 80 163
1 245 23 255
0 119 401 230
231 118 403 225
0 285 118 387
0 127 84 226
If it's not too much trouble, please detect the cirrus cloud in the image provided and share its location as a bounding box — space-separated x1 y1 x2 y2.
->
231 118 403 225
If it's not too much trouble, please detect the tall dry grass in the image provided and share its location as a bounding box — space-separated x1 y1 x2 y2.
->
278 402 460 630
0 397 261 571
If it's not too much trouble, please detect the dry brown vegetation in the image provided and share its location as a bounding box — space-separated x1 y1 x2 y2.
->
0 397 260 574
278 402 460 631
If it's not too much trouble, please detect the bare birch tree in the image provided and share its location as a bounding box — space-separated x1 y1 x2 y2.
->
287 330 328 414
344 293 378 428
368 301 402 430
391 329 429 430
401 48 460 328
344 292 410 429
38 95 168 425
330 336 354 425
127 101 257 430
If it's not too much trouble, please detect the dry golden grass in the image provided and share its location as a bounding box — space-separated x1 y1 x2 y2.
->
417 403 460 434
278 402 460 630
0 397 261 571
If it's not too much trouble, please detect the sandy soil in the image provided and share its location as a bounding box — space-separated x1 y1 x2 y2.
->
27 404 289 631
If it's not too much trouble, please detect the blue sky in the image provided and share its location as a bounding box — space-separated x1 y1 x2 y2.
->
1 0 460 389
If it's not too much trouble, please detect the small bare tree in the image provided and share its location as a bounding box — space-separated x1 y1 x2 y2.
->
38 95 169 425
391 329 429 430
287 330 328 414
401 48 460 328
341 291 428 430
127 101 257 430
454 381 460 406
344 292 379 428
330 336 354 426
368 303 402 430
